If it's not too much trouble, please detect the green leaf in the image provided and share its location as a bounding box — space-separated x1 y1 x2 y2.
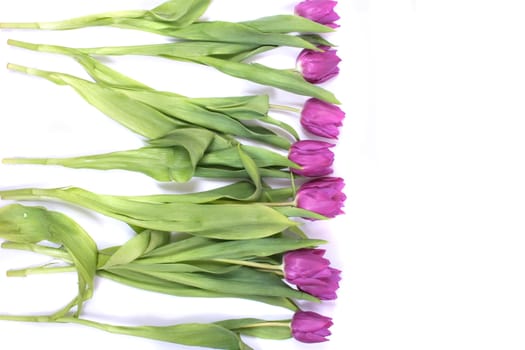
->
236 146 263 201
72 53 152 90
194 167 290 179
139 237 326 264
102 230 169 268
110 262 240 274
0 204 97 314
261 187 295 203
165 21 318 49
300 33 337 47
147 0 211 25
133 267 318 301
61 316 246 350
80 41 261 59
98 270 298 310
0 187 298 240
192 95 270 120
114 87 291 149
5 147 192 182
242 15 334 34
125 182 258 204
10 40 337 104
258 116 300 141
141 236 212 257
224 45 276 63
273 206 327 220
193 57 341 104
7 64 184 139
216 318 292 340
199 146 294 169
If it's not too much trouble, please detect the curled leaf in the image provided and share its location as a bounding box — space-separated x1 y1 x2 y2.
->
0 204 97 315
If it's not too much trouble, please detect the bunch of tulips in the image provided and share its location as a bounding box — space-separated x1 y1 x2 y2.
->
0 1 346 349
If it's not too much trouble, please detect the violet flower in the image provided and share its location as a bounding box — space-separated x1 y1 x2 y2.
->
295 0 340 28
297 46 341 84
296 177 346 218
288 140 335 177
301 98 345 139
291 311 333 343
284 249 341 300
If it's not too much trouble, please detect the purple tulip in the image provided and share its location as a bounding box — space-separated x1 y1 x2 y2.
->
296 177 346 218
284 249 341 300
288 140 335 177
291 311 333 343
297 46 341 84
295 0 340 28
301 98 345 139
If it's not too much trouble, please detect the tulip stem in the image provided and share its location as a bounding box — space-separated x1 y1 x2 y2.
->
270 104 301 113
213 258 284 273
7 265 77 277
1 241 72 261
0 314 53 322
238 321 291 329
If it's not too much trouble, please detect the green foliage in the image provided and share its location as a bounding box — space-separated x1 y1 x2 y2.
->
0 187 298 240
0 204 98 315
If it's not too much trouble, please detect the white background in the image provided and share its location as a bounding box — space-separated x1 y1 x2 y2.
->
0 0 525 349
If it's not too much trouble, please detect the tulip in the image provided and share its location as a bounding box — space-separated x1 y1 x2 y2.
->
296 177 346 218
284 249 341 300
301 98 345 139
295 0 340 28
297 46 341 84
291 311 333 343
288 140 335 177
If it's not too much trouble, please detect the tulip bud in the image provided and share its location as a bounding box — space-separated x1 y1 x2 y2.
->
301 98 345 139
284 249 341 300
296 177 346 218
297 46 341 84
295 0 340 28
291 311 333 343
288 140 335 177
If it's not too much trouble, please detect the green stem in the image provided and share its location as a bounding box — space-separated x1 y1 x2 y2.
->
6 63 67 85
0 22 40 29
213 259 283 272
1 241 72 261
3 158 49 165
0 187 54 201
0 11 146 30
0 314 53 322
240 321 291 329
8 39 75 56
57 316 118 333
7 266 76 277
270 104 301 113
52 296 81 319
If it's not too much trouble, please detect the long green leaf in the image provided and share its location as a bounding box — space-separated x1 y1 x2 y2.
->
0 205 97 314
134 267 318 301
0 187 298 240
164 21 318 49
193 57 340 104
60 316 246 350
147 0 211 24
102 230 169 268
7 64 183 139
113 88 291 148
216 318 292 340
99 270 298 310
242 15 334 34
139 238 326 264
200 145 296 169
